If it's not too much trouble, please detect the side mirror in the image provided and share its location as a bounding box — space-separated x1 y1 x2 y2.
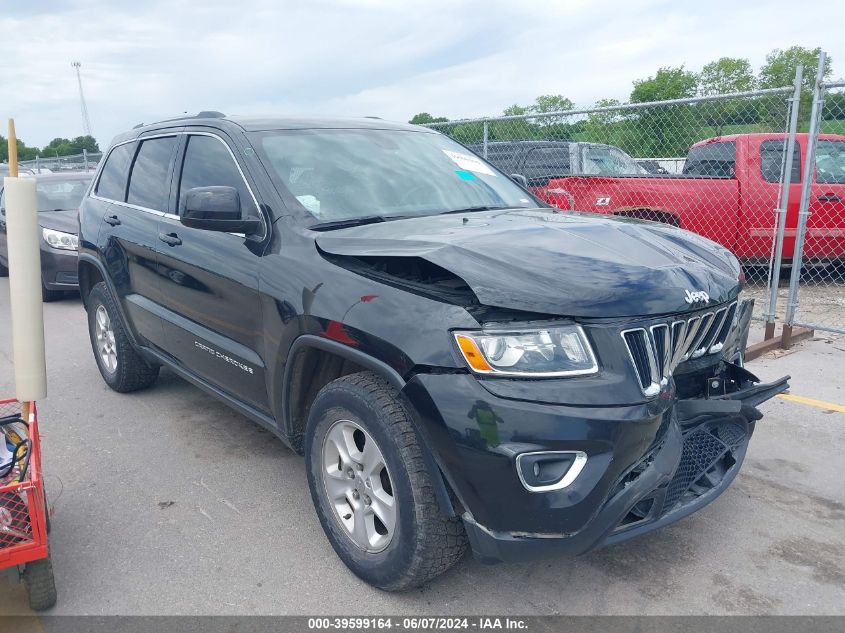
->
510 173 528 188
181 186 261 234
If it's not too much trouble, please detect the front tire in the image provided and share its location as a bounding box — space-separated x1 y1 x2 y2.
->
305 372 467 591
86 282 159 392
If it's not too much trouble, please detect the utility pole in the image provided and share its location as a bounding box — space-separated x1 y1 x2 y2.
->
71 61 92 137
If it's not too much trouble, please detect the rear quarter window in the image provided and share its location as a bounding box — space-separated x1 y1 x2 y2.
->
96 143 135 201
683 141 736 178
760 139 802 184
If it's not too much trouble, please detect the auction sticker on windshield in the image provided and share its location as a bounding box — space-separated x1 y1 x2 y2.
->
443 150 496 176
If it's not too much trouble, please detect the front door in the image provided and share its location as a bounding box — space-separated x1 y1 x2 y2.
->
154 133 268 411
805 138 845 260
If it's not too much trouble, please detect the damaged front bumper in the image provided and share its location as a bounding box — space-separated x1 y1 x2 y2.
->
460 364 789 563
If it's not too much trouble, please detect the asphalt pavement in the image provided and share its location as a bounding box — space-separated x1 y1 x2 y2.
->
1 278 843 615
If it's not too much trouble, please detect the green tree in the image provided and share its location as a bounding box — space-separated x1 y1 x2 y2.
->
699 57 756 95
630 66 699 156
759 46 831 92
503 104 528 116
408 112 449 125
528 94 574 128
760 46 832 130
583 98 627 146
42 135 100 156
1 135 39 162
698 58 758 135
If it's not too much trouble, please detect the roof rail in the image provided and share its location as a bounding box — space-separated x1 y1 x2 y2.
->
133 111 227 129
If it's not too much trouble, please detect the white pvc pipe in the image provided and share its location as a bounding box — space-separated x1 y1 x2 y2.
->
4 176 47 401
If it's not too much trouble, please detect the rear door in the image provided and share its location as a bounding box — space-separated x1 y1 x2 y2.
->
806 138 845 259
154 132 269 410
92 136 178 349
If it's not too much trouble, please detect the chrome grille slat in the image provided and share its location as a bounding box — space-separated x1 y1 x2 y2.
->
689 312 715 359
650 324 671 378
622 301 739 396
676 316 702 364
696 307 728 357
709 302 737 354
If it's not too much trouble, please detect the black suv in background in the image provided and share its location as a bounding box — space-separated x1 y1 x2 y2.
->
78 113 788 590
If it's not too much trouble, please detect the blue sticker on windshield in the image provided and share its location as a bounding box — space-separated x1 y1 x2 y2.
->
455 170 476 181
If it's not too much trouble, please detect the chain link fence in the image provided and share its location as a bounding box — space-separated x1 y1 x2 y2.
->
787 71 845 335
17 151 101 174
427 87 797 326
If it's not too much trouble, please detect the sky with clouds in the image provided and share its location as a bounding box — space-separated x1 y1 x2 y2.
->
2 0 845 148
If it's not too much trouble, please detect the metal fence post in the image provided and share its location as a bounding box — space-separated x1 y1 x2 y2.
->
784 52 826 346
482 122 489 159
763 65 803 339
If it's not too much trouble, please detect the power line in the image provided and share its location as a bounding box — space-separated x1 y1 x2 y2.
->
71 61 92 137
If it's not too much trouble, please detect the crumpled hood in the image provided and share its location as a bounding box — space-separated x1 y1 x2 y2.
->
38 209 79 234
316 209 742 318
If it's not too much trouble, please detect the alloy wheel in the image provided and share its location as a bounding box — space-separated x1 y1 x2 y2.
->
95 304 118 373
321 419 396 553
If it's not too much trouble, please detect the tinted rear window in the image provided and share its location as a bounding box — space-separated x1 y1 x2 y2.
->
523 147 570 172
683 141 736 177
96 143 135 201
760 139 802 184
127 136 178 211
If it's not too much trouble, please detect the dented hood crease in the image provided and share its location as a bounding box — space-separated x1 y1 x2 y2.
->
315 209 741 318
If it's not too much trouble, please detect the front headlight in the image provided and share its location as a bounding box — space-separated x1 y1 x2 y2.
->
42 228 78 251
454 325 598 377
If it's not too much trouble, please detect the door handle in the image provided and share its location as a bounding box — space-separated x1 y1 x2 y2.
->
104 214 121 226
159 232 182 247
816 194 842 202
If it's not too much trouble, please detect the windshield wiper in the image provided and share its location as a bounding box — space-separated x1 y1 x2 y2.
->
309 215 400 231
439 205 512 215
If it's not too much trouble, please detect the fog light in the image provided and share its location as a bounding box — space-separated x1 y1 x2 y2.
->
516 450 587 493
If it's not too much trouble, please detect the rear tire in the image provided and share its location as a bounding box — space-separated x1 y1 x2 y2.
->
305 371 467 591
86 282 159 392
23 556 57 611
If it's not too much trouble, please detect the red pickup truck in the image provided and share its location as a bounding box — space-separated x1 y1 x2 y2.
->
530 133 845 261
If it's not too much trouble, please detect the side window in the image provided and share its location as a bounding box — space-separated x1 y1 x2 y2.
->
127 136 178 210
760 140 802 184
581 146 640 175
523 147 570 174
815 140 845 184
178 136 256 215
96 142 135 201
683 141 736 178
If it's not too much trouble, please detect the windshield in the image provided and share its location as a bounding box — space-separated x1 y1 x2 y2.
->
251 129 536 222
36 177 90 212
815 140 845 184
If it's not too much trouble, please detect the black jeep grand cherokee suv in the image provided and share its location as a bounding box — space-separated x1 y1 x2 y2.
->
78 113 787 590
